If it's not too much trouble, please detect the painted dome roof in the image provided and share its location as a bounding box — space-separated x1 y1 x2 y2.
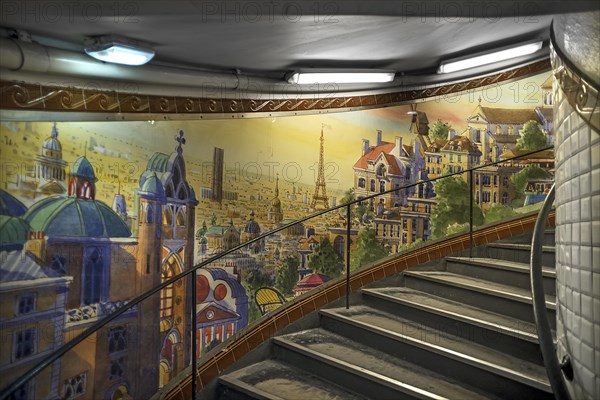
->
244 219 261 234
72 156 96 180
139 172 166 201
24 196 131 238
0 215 30 248
43 124 62 152
0 189 27 217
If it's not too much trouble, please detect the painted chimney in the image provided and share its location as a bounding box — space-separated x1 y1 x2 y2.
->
395 136 403 158
376 130 383 146
362 139 370 156
447 129 456 140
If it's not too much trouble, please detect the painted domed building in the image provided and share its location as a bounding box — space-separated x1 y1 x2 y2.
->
33 123 67 195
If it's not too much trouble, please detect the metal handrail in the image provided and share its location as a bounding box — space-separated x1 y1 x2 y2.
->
530 184 570 400
0 146 553 399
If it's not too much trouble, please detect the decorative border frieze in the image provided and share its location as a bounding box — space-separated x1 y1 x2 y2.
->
1 60 550 118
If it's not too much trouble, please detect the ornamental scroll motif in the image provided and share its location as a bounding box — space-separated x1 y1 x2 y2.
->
1 59 551 117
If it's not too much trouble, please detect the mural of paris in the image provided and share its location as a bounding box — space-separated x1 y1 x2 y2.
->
0 71 554 398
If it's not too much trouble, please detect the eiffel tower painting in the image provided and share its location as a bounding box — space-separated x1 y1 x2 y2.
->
310 126 329 209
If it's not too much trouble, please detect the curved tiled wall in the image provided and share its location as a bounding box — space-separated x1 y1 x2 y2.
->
551 11 600 400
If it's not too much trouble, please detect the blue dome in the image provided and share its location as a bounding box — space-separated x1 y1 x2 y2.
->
244 220 261 235
0 189 27 217
24 196 131 238
72 156 96 180
43 137 61 152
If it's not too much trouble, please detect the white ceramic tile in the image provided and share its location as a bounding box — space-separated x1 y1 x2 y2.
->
580 342 594 373
580 172 590 197
580 270 592 295
592 221 600 246
593 247 600 274
579 146 591 174
582 290 593 319
580 246 592 270
594 298 600 322
593 273 600 297
592 195 600 220
580 221 591 246
592 168 600 194
591 143 600 169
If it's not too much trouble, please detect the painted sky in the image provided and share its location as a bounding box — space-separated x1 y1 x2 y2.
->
1 71 550 194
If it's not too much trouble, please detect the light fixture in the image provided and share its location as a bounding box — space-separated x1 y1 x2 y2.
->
438 41 543 74
286 70 396 84
84 36 155 66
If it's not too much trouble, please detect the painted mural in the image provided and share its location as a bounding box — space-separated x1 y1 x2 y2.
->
0 71 554 399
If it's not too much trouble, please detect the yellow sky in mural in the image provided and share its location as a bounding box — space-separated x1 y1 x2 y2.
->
1 72 550 195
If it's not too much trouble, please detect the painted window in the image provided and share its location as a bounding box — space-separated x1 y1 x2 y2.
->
63 372 86 399
358 177 366 188
370 179 375 192
109 358 125 380
14 328 36 361
108 326 127 354
82 248 104 305
161 256 180 318
17 294 36 315
379 181 386 193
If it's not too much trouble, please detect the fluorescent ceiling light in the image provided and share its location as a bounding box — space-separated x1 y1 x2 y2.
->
84 36 155 66
287 70 395 84
438 41 543 74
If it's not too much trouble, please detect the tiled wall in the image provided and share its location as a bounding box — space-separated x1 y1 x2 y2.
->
553 49 600 399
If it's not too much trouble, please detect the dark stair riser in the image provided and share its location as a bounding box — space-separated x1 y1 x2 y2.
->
217 383 272 400
320 314 553 400
445 259 556 296
404 274 556 330
272 340 419 400
362 292 544 365
485 246 555 267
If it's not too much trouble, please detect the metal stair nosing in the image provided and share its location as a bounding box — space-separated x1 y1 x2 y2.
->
403 271 557 330
218 375 285 400
273 337 441 400
444 257 556 296
361 288 544 365
319 309 553 400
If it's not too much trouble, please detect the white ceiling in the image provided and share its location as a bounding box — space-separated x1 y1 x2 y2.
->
0 1 598 94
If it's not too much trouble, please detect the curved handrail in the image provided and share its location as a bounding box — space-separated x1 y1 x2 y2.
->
0 146 553 399
530 184 570 400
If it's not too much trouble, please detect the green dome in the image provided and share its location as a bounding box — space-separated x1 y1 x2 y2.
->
139 172 166 201
72 156 96 180
24 196 131 238
0 215 30 248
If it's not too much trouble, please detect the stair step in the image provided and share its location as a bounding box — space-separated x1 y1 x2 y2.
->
274 329 497 400
218 359 367 400
486 243 555 266
361 287 544 364
445 257 556 296
403 271 556 330
320 306 552 399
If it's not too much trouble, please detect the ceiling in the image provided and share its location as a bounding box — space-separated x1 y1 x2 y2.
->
0 1 598 95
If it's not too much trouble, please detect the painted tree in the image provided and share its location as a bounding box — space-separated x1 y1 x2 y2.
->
516 120 548 151
276 256 299 296
308 237 343 278
430 176 483 238
429 119 452 140
511 165 551 194
484 204 518 224
243 269 273 322
350 226 389 271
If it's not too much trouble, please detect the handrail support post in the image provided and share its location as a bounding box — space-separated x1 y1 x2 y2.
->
346 204 351 309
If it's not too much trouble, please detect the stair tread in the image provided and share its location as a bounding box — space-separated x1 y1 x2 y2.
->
487 243 555 252
404 271 556 309
445 257 556 276
277 329 499 400
220 359 368 400
321 305 551 391
362 287 540 342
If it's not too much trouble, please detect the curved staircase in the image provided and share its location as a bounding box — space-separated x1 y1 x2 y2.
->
211 230 556 400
